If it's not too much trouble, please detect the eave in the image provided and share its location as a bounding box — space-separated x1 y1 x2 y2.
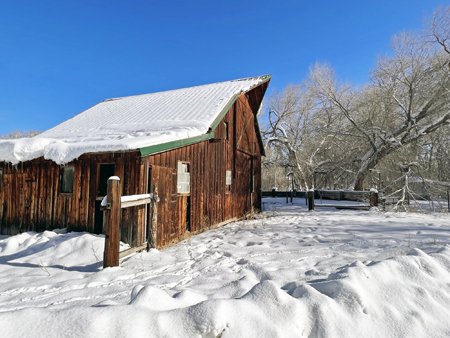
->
139 75 271 157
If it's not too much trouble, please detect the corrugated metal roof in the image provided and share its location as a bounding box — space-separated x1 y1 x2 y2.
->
0 75 270 164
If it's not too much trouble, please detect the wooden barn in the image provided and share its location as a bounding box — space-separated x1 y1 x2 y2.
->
0 76 270 248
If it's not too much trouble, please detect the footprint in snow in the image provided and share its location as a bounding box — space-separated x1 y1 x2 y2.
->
237 258 249 265
246 241 263 246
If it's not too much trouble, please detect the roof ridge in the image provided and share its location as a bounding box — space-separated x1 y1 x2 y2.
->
103 74 271 102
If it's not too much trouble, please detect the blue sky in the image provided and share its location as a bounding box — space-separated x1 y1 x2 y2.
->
0 0 447 135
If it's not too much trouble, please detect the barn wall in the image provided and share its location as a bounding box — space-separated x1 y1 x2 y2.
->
0 152 143 240
0 87 266 249
143 91 263 247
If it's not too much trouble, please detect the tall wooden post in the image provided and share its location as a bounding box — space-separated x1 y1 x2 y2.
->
148 186 158 250
103 176 121 268
447 190 449 213
370 189 379 208
307 190 315 211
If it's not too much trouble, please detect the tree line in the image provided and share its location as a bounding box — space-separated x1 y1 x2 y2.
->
262 7 449 195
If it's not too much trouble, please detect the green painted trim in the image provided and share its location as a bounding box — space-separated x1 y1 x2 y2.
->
139 132 214 157
210 75 272 132
209 94 240 131
139 75 272 158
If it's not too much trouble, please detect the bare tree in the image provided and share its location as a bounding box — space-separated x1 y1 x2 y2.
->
263 7 450 191
308 31 449 190
263 84 345 189
1 130 41 139
431 6 450 55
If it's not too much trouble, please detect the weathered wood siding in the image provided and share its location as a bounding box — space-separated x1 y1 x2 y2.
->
0 85 266 249
143 91 263 247
0 152 143 241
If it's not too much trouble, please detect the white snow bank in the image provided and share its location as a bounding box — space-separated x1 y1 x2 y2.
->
1 248 450 337
0 200 449 337
0 76 268 164
0 230 128 268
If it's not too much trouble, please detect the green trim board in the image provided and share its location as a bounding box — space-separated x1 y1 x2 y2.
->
209 94 240 131
139 75 272 158
140 132 214 157
209 74 271 131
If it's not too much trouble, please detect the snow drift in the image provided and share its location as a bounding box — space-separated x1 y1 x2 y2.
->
0 200 449 337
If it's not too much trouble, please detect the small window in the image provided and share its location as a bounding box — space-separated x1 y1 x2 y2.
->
177 162 190 194
60 166 74 194
226 170 232 192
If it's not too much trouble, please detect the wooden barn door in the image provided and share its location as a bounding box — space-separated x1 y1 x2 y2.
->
148 165 178 248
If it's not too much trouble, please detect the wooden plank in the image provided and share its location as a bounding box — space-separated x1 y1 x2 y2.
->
137 159 146 245
122 194 151 209
119 243 147 260
79 160 89 228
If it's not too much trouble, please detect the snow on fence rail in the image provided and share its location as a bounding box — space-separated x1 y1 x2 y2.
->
101 176 158 268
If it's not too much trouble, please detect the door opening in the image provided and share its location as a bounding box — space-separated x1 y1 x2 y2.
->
186 196 191 232
94 163 115 234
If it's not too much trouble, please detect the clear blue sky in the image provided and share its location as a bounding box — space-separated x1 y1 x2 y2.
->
0 0 447 135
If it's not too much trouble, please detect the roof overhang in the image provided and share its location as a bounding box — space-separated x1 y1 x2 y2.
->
139 75 271 157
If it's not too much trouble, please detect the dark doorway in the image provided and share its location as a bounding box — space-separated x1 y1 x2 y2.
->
94 163 115 234
186 196 191 232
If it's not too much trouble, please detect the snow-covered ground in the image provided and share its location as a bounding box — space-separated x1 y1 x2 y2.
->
1 198 450 337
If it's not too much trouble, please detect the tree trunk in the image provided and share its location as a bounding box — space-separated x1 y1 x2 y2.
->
353 146 393 191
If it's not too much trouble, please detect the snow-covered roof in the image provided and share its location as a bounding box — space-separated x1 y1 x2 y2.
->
0 75 270 164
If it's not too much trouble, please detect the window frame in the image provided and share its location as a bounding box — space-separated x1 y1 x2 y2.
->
225 170 232 193
177 161 191 195
60 166 75 194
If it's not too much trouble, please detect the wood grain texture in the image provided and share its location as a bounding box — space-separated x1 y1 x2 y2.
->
0 85 268 249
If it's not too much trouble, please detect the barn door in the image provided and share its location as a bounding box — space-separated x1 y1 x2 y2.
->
147 165 178 248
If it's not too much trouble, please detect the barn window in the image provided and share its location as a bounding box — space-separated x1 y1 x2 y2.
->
177 162 190 194
60 166 74 194
226 170 232 192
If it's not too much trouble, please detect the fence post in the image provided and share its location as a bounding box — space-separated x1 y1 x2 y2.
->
147 186 159 250
103 176 121 268
447 190 449 213
370 188 379 208
307 190 315 211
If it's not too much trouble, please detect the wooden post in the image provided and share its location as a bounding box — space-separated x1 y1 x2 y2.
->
147 186 158 250
103 176 121 268
307 190 315 211
447 190 449 213
370 189 379 208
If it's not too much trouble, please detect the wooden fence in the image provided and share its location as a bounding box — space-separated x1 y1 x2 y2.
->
102 176 155 268
262 189 379 211
262 189 372 201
